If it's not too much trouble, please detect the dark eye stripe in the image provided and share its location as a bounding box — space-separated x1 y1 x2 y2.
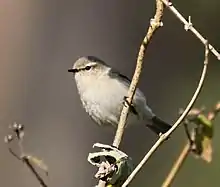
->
85 66 91 70
71 65 93 73
68 68 79 73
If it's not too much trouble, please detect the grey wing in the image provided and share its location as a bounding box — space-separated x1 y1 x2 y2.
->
108 67 145 100
108 68 154 119
109 68 132 83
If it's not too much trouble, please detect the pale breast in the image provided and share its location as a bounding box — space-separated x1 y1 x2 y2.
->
77 75 124 127
75 73 152 128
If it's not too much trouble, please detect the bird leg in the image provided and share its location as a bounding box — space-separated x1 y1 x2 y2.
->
123 96 138 115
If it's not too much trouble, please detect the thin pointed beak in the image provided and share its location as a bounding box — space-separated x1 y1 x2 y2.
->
68 68 78 73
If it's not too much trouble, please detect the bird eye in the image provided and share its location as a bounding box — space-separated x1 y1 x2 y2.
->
85 66 91 71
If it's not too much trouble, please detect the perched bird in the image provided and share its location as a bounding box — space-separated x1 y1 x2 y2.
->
68 56 171 135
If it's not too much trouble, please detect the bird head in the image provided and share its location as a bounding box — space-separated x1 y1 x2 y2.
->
68 56 109 78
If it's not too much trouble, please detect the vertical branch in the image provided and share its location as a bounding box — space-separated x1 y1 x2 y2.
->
97 1 164 186
112 0 164 148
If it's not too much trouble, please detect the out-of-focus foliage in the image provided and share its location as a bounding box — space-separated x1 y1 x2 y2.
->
184 103 220 163
191 114 213 162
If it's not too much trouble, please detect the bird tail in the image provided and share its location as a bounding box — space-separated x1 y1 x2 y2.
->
146 116 171 135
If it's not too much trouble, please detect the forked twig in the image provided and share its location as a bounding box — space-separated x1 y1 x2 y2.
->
22 156 48 187
5 123 48 187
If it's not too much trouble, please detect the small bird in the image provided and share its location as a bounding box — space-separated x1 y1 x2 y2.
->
68 56 171 135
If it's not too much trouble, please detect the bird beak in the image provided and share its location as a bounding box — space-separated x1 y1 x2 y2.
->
68 68 77 73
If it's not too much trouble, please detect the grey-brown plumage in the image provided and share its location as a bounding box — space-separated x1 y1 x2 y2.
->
68 56 171 135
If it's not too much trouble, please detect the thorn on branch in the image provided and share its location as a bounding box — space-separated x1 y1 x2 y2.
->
150 18 163 28
167 0 172 6
184 16 193 31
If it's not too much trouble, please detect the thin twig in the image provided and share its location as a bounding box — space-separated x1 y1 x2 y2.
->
97 1 164 186
183 123 193 144
8 147 47 187
162 101 220 187
161 0 220 60
8 148 22 161
122 41 209 187
112 0 164 148
161 121 194 187
22 156 48 187
9 150 48 187
6 123 48 187
161 143 191 187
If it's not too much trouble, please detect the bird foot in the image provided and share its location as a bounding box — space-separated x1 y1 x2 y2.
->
123 96 138 115
123 96 132 107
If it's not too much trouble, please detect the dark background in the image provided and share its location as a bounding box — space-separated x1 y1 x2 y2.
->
0 0 220 186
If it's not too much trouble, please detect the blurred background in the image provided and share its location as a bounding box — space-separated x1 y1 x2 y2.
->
0 0 220 186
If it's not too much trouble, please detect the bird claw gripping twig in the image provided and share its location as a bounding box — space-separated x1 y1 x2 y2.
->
88 143 133 186
123 96 138 115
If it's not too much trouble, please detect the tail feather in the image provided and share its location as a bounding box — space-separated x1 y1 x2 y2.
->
146 116 171 135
